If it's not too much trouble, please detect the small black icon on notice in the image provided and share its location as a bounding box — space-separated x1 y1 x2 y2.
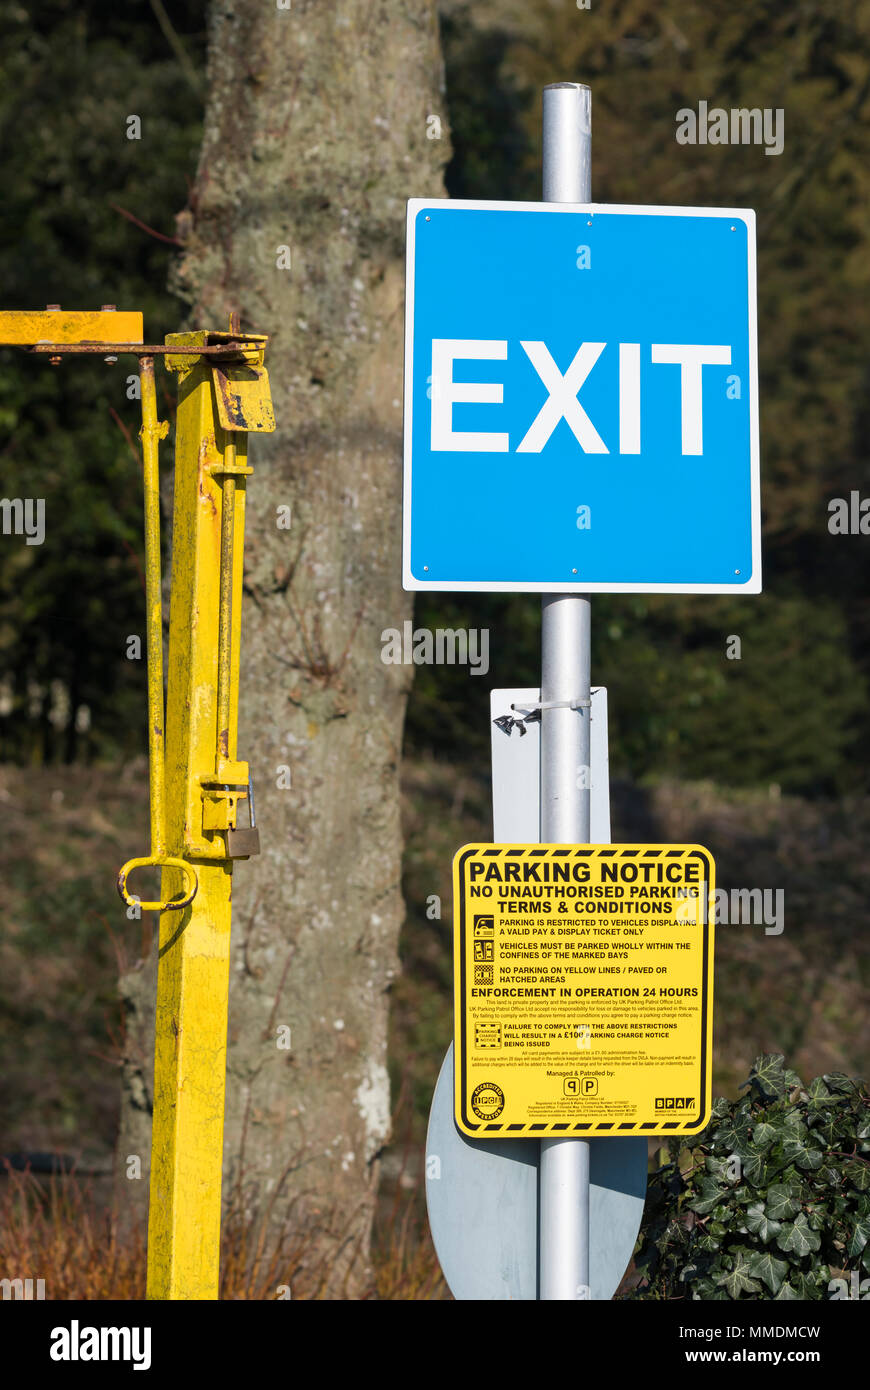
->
473 939 494 962
473 914 494 937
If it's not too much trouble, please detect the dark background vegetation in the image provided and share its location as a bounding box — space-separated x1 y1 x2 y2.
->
0 0 868 1291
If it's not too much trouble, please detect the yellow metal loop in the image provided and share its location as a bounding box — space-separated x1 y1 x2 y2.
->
117 856 199 913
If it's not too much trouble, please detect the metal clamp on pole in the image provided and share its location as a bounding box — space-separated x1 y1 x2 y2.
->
512 697 591 713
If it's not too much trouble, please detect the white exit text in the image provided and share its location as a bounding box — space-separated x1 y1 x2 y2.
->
429 338 732 457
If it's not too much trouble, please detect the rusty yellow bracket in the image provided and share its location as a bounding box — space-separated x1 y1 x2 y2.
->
1 309 275 1300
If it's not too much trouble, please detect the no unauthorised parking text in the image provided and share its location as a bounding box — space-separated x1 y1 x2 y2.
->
453 843 715 1137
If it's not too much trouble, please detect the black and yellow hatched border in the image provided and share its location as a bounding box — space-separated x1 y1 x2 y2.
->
453 843 715 1138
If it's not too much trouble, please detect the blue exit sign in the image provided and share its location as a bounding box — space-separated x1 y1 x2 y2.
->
403 200 760 594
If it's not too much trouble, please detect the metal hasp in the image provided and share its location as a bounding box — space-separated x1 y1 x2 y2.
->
0 308 275 1299
539 82 594 1302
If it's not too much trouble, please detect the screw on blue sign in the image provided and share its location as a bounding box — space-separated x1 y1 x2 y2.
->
402 200 761 594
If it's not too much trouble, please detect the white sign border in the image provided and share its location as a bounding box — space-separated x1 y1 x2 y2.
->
402 198 761 595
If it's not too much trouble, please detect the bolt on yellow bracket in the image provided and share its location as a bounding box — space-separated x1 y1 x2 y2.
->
1 308 275 1300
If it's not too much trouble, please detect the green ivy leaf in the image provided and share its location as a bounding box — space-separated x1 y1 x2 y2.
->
746 1054 790 1102
688 1177 730 1216
822 1073 860 1097
844 1160 870 1193
789 1269 827 1299
813 1114 844 1146
688 1276 722 1300
779 1109 807 1138
741 1150 769 1187
807 1077 832 1102
705 1154 732 1181
655 1218 684 1254
807 1204 828 1231
777 1213 822 1256
846 1214 870 1257
695 1231 723 1253
717 1252 762 1299
747 1250 789 1294
745 1202 782 1244
774 1282 802 1300
752 1120 778 1148
713 1123 752 1157
766 1183 803 1220
782 1136 825 1171
815 1163 843 1187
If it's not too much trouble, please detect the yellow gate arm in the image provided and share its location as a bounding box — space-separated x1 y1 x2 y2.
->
0 307 275 1299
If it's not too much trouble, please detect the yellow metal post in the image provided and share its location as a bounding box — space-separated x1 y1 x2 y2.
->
145 331 273 1300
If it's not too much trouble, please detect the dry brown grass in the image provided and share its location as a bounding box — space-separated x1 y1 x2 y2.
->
0 1159 447 1300
0 1164 146 1300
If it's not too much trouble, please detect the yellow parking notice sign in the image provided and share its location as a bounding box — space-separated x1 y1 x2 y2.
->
453 844 715 1137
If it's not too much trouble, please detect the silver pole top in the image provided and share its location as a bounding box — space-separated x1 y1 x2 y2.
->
542 84 591 203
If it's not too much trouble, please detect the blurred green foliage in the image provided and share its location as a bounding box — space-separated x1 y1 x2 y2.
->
0 0 868 794
409 0 870 794
0 0 204 762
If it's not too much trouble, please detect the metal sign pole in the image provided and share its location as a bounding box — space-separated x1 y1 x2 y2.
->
539 81 593 1301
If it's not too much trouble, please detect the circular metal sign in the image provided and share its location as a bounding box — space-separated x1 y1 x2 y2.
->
425 1043 649 1300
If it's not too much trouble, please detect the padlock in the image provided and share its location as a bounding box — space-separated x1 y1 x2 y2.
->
226 776 260 859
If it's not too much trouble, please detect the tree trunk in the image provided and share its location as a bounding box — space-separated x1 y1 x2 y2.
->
115 0 449 1296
